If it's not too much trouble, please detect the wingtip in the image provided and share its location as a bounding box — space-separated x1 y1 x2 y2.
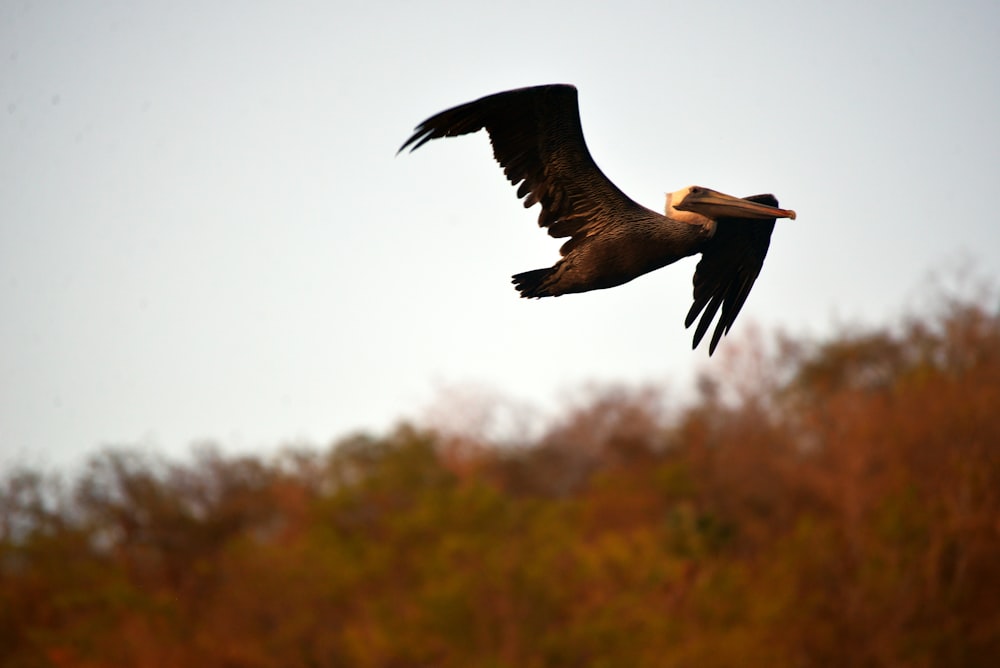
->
691 328 721 356
690 327 705 351
398 133 434 156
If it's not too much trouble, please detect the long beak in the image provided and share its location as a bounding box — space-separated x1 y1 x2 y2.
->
677 188 796 220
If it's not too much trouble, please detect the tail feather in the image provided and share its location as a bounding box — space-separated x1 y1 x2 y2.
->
512 268 555 298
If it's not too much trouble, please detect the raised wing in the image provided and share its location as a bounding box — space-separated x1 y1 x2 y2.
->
399 84 653 253
684 194 779 355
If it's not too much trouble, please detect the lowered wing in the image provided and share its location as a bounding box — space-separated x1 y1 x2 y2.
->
685 194 779 355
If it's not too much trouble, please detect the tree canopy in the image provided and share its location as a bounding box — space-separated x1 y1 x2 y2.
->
3 292 999 667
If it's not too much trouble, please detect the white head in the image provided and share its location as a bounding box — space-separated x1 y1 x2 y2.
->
665 186 715 227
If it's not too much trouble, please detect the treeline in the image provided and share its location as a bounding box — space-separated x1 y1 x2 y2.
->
2 293 999 667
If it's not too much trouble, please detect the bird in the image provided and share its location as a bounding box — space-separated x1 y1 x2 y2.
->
399 84 796 355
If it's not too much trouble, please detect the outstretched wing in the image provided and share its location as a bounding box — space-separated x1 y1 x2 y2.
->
399 84 654 254
684 194 779 355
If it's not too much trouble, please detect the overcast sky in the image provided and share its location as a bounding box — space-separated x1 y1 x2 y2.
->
2 0 999 468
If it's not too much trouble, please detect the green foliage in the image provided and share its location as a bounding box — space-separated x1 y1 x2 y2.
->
2 297 998 666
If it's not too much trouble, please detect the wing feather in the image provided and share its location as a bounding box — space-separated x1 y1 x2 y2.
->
685 194 778 355
399 84 652 254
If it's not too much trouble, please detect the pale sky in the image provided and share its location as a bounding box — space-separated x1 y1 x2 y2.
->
2 0 999 468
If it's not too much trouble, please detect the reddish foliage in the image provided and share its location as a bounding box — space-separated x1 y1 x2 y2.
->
2 298 998 666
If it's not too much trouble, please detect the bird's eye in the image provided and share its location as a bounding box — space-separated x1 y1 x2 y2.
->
690 186 702 194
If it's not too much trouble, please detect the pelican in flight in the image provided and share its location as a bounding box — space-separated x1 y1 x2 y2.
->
399 84 796 355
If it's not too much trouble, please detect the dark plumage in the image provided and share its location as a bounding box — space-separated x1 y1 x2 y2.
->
399 84 796 355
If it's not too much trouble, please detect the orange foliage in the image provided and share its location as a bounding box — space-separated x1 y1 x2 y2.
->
2 297 999 666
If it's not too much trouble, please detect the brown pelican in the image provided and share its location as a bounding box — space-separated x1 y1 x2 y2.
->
399 84 796 355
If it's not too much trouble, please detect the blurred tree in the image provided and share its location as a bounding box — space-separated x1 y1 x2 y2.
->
1 286 997 666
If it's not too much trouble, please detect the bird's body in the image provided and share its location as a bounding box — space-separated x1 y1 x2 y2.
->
512 206 709 298
399 84 796 354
